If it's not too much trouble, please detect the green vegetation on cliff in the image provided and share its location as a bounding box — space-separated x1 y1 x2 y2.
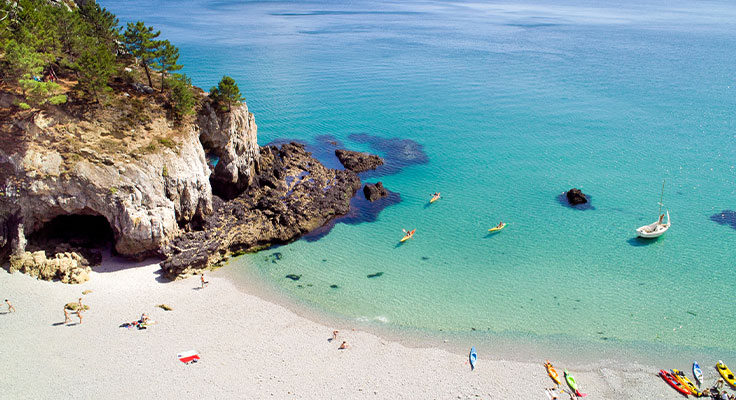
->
0 0 244 120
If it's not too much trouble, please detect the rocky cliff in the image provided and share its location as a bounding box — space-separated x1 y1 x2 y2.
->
1 86 363 281
0 89 260 271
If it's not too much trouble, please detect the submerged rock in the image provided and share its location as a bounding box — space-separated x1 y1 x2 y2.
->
710 210 736 230
367 272 384 278
363 182 389 202
285 274 301 281
566 188 588 205
335 149 384 173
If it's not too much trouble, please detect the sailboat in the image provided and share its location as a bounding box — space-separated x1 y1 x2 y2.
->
636 180 670 238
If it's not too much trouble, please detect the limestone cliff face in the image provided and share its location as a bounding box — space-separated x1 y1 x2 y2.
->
198 101 260 199
0 95 257 261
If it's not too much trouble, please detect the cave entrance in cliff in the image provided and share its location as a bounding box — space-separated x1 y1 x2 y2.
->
27 214 115 252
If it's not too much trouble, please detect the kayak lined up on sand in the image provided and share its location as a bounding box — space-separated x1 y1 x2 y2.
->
564 369 587 397
717 360 736 388
400 229 416 243
660 369 692 396
469 347 477 371
544 361 561 385
672 369 700 397
692 361 703 386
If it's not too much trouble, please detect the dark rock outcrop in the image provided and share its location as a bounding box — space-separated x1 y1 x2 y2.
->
335 149 383 173
160 143 361 279
566 188 588 205
363 182 388 202
710 210 736 230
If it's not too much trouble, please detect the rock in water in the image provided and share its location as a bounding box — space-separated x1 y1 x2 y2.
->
363 182 389 202
335 149 384 173
566 188 588 205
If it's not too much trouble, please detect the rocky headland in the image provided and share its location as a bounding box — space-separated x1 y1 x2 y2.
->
0 80 361 281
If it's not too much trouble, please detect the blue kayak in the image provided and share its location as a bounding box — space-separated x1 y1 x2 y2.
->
469 347 477 371
693 361 703 386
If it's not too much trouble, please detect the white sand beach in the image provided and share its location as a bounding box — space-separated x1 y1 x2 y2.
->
0 254 720 399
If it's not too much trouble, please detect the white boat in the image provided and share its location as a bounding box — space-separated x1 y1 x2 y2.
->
636 210 670 238
636 180 670 239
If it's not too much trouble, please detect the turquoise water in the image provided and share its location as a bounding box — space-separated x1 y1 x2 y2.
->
103 1 736 357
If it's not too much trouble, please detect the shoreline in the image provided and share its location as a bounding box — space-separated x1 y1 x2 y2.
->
2 253 724 399
222 254 731 369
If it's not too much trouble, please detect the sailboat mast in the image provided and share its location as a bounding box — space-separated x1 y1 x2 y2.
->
658 179 665 215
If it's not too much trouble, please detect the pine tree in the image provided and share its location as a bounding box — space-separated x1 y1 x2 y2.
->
122 21 161 88
153 40 182 92
209 75 245 112
75 43 115 103
167 73 196 120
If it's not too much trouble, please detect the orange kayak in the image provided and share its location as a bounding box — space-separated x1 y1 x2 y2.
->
400 229 416 242
545 361 561 385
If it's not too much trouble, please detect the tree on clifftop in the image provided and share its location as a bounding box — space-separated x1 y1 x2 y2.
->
152 40 182 93
122 21 160 88
209 75 245 112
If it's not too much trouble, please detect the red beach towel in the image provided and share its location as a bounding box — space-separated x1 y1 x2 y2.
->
177 350 200 364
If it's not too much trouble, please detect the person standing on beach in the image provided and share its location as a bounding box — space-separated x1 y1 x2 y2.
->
5 299 15 312
201 273 208 288
77 307 83 324
64 307 71 324
332 330 339 341
77 297 84 311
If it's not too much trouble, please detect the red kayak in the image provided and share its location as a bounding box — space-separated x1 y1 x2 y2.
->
659 369 691 396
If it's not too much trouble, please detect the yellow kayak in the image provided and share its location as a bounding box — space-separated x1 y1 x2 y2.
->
400 229 416 242
717 360 736 387
488 223 506 232
672 369 700 396
430 193 441 203
544 361 561 385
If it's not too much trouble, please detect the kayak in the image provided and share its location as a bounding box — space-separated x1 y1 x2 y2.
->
488 223 506 232
672 369 700 396
660 369 691 396
430 194 441 203
545 361 561 385
469 347 477 371
564 369 587 397
692 361 703 386
400 229 416 242
717 360 736 387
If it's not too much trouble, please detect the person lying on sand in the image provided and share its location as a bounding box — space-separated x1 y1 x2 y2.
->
140 313 150 324
338 341 348 350
5 299 15 312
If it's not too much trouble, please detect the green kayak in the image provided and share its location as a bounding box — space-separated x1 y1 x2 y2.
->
564 369 578 391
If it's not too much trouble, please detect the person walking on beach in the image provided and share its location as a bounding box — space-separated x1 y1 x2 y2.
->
200 273 208 288
77 307 83 324
5 299 15 312
78 297 84 311
64 307 71 324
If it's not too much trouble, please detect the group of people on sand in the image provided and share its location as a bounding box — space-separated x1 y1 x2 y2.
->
63 297 85 324
701 378 736 400
332 330 349 350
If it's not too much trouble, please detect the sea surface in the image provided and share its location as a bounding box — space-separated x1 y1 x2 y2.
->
102 0 736 363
